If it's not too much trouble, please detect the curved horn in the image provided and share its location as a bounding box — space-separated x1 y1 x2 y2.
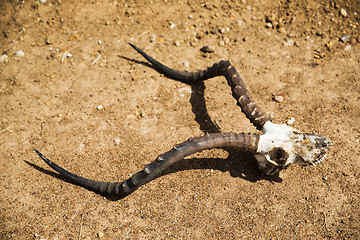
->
34 132 259 197
129 43 270 130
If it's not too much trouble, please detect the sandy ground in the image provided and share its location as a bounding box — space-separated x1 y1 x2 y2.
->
1 0 359 239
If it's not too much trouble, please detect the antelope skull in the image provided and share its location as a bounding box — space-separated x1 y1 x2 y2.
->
255 121 331 175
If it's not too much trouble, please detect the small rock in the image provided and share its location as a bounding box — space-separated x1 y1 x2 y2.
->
350 38 357 45
149 33 156 43
0 54 8 62
325 41 333 51
286 117 295 125
272 94 284 103
96 105 104 110
223 36 230 44
169 22 176 29
344 45 351 51
114 138 120 144
340 8 347 17
265 22 272 28
283 39 294 47
173 40 180 47
16 50 25 57
200 45 215 53
340 35 350 43
218 40 225 46
277 26 287 34
97 232 104 238
45 36 54 44
39 0 46 3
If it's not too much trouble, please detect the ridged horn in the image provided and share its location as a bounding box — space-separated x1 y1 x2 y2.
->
35 132 259 197
129 43 270 130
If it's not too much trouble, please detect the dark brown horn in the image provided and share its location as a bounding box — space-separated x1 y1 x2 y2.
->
129 43 270 130
35 132 259 197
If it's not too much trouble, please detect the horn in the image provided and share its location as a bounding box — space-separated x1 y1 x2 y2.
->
35 132 259 197
129 43 270 130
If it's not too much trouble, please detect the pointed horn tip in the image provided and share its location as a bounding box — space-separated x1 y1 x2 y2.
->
128 42 137 49
33 148 41 155
33 149 51 164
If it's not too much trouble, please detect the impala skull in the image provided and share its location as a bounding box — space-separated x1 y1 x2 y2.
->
255 121 331 175
33 44 332 198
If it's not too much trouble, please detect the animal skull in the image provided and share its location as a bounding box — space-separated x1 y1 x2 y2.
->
255 121 331 175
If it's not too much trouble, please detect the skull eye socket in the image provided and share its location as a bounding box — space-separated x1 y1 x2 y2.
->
269 147 288 166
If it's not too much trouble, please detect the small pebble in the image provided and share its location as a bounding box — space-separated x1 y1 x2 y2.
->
114 138 120 144
169 22 176 29
174 40 180 47
200 45 215 53
16 50 25 57
265 22 272 28
45 36 54 44
0 54 8 62
277 27 287 34
96 105 104 110
97 232 104 238
340 35 350 43
283 39 294 47
340 8 347 17
272 94 284 103
286 117 295 125
344 45 351 51
350 38 357 45
149 33 156 42
39 0 46 3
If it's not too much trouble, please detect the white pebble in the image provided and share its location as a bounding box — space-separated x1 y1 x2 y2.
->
344 45 351 51
286 117 295 125
96 104 104 110
283 39 294 47
114 138 121 144
340 8 347 17
39 0 46 2
0 54 8 62
16 50 25 57
273 94 284 102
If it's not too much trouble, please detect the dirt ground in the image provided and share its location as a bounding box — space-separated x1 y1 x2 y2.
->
1 0 359 239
